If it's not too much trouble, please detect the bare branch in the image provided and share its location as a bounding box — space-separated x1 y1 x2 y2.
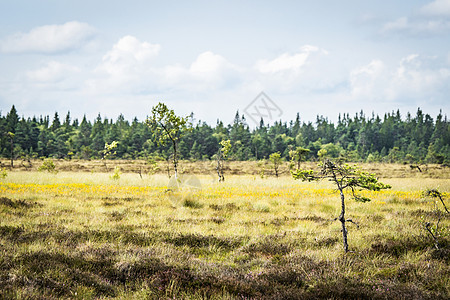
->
345 219 360 229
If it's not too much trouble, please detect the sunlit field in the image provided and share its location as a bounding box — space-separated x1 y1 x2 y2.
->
0 162 449 299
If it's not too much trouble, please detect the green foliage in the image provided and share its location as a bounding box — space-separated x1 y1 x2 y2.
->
146 102 191 177
1 105 449 164
146 156 160 175
102 141 118 159
289 146 310 169
269 152 282 177
317 148 328 159
292 159 391 251
216 139 232 182
0 168 7 179
291 169 315 182
5 132 15 140
320 143 342 158
146 102 190 147
110 166 121 180
219 139 231 158
314 160 391 202
182 198 203 209
423 188 449 214
38 159 58 173
257 160 266 178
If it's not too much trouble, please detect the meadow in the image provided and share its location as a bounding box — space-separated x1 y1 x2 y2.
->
0 160 449 299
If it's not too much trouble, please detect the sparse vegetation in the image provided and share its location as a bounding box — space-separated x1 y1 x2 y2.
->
216 139 231 182
269 152 282 177
292 159 391 252
102 141 118 172
110 166 121 180
289 146 310 170
0 101 449 299
0 163 448 299
37 158 58 173
146 103 191 178
424 188 449 214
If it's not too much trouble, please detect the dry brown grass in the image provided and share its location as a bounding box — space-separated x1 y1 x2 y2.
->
2 158 449 179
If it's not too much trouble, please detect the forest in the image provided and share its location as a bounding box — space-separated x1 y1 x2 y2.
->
1 105 449 164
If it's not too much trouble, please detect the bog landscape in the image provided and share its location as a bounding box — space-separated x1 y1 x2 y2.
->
0 104 449 299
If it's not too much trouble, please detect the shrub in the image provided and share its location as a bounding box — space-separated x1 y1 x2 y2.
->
110 166 121 180
0 168 7 178
38 159 58 173
183 198 203 208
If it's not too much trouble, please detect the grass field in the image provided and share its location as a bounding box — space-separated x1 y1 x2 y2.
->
0 161 449 299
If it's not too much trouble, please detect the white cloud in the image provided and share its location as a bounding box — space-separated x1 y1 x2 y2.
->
255 45 322 74
190 51 232 74
388 54 450 100
0 21 97 54
252 46 335 93
350 60 386 99
382 17 450 36
158 51 242 91
89 36 241 94
87 36 161 94
382 17 409 32
349 55 450 103
186 51 241 89
256 52 309 73
26 61 80 82
97 35 160 75
420 0 450 17
382 0 450 36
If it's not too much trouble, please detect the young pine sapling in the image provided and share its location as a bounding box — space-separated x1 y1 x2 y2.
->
216 139 231 182
292 159 391 252
423 188 449 214
421 188 448 250
101 141 118 172
289 146 310 170
269 152 282 178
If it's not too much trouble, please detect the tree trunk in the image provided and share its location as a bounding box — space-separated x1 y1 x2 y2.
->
166 158 170 178
437 194 449 214
216 151 225 182
217 155 223 182
172 142 178 179
338 189 349 252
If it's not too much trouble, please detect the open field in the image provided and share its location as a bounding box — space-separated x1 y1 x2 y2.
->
3 158 450 179
0 162 449 299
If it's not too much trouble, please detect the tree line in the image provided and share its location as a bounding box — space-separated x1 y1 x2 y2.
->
0 105 449 164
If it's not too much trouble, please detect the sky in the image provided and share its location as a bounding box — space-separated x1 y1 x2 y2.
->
0 0 449 127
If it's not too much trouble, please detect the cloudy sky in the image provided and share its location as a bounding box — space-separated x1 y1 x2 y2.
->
1 0 449 126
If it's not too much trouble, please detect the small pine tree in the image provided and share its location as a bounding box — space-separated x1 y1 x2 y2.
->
38 159 58 174
216 139 231 182
292 159 391 252
111 166 121 180
269 152 282 178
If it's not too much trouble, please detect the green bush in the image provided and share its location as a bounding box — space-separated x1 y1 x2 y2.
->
110 166 121 180
38 159 58 173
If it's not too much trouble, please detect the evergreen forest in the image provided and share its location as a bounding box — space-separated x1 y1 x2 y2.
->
1 105 449 164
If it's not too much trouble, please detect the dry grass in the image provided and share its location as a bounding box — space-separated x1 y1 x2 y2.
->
0 162 449 299
3 158 450 179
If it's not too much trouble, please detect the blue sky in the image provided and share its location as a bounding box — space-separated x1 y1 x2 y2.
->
0 0 449 126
